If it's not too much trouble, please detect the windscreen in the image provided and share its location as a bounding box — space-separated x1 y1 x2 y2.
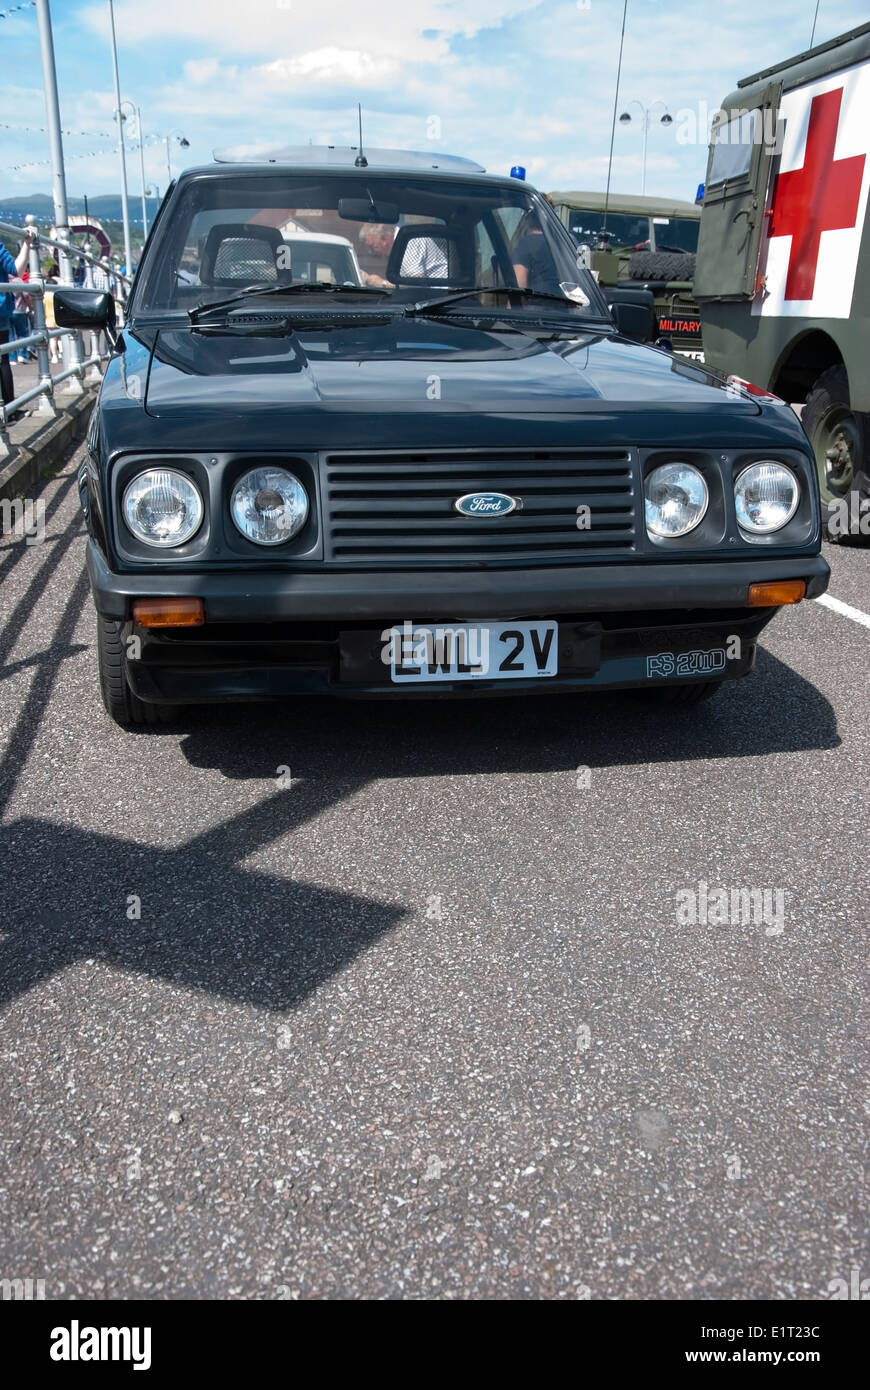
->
133 173 609 321
652 216 699 253
568 210 650 252
567 210 700 255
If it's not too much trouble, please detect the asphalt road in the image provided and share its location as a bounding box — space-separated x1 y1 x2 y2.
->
1 441 867 1300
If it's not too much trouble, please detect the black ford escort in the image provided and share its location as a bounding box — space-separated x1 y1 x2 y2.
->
54 147 830 728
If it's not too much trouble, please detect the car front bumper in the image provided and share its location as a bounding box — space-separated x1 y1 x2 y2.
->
88 542 829 622
86 542 830 703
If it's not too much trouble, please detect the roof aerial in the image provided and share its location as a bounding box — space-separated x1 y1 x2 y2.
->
211 144 486 174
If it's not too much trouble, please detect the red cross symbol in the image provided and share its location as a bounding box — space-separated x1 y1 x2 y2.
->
768 87 866 300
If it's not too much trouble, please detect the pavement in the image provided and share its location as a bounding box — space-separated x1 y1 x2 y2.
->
2 355 75 435
0 357 98 503
0 441 867 1300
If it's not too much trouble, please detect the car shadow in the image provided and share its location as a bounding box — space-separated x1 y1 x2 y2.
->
177 646 839 784
0 628 838 1013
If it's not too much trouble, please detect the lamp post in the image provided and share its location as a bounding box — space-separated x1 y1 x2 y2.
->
618 98 673 195
162 131 190 186
34 0 84 384
34 0 70 274
119 100 148 240
137 106 149 239
107 0 132 275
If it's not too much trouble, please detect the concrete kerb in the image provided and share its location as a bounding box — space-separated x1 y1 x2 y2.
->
0 387 97 511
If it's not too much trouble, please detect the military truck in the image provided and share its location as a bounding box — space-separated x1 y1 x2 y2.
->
549 190 703 356
695 21 870 541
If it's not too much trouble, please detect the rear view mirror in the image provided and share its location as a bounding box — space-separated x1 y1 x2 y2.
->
337 197 399 224
53 289 116 332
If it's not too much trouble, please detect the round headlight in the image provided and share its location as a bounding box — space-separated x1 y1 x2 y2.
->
735 462 799 533
122 469 203 547
231 467 309 546
644 463 709 538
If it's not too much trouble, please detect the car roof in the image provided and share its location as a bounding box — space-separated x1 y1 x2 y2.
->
179 152 539 192
211 145 487 174
736 18 870 90
718 20 870 114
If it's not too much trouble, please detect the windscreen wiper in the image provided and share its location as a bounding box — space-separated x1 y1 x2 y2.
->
405 285 588 316
189 281 390 323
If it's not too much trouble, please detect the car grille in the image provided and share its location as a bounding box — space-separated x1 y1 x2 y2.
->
322 449 637 564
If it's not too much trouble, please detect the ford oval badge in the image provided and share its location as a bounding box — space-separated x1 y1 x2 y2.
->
454 491 518 518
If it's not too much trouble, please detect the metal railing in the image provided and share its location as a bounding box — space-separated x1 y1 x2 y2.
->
0 216 131 454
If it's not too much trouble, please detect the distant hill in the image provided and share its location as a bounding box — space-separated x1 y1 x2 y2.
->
0 193 161 226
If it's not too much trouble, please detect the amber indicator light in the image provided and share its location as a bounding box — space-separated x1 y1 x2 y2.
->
132 598 205 627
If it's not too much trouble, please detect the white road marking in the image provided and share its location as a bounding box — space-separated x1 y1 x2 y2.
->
815 593 870 629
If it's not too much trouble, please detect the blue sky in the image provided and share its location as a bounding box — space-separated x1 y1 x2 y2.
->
1 0 867 205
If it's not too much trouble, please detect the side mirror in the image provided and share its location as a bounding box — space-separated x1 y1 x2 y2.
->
605 288 655 343
53 289 116 332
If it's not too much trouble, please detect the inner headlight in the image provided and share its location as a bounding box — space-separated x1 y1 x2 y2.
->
122 469 203 547
231 467 309 546
644 463 709 538
735 462 799 533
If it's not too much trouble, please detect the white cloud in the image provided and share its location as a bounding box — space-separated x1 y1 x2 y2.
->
5 0 868 200
79 0 545 60
260 49 400 87
183 58 235 86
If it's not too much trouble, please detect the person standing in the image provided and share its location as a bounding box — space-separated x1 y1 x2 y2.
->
87 258 111 357
11 274 34 363
356 222 397 288
0 229 34 416
43 260 60 365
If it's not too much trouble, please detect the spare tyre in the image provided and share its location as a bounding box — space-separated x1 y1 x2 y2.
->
628 250 696 283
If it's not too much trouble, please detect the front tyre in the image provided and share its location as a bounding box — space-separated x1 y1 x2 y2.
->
802 365 870 545
97 615 178 729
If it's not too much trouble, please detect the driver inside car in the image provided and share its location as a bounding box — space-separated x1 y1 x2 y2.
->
511 210 562 293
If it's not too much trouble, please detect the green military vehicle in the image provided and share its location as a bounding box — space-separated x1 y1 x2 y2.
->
695 21 870 541
549 190 703 356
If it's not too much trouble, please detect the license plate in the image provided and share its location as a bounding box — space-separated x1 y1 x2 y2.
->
385 620 558 683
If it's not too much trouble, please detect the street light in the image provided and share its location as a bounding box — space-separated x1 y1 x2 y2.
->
107 0 132 276
162 131 190 186
141 131 189 187
618 98 673 196
118 100 149 241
